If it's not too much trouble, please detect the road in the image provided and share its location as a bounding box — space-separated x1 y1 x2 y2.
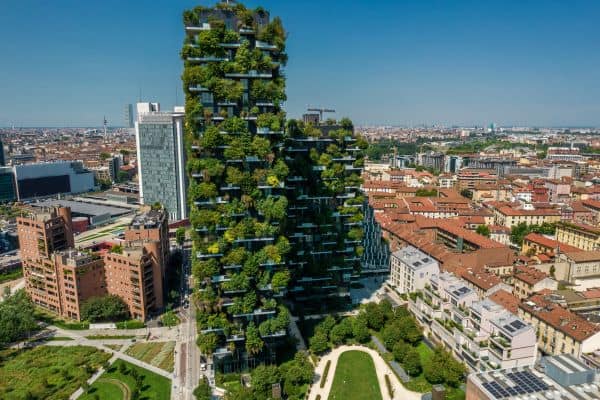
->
172 244 205 400
0 277 25 300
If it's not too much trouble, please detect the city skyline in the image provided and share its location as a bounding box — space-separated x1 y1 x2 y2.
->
1 0 599 127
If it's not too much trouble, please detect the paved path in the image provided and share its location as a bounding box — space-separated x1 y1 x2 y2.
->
371 336 410 382
308 345 422 400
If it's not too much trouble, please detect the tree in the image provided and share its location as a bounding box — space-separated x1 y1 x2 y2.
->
176 227 186 245
397 317 422 345
309 330 329 354
194 377 212 400
329 318 352 345
251 364 280 398
80 295 129 322
100 152 111 160
460 189 472 199
476 225 490 237
117 170 130 183
364 303 385 331
392 340 411 362
381 322 403 350
403 348 422 376
351 315 370 343
245 322 264 356
0 290 37 345
196 332 218 355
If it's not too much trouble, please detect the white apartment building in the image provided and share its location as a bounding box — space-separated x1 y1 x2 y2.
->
408 272 537 372
389 245 439 294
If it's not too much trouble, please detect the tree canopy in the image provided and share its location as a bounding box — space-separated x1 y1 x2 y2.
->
0 290 38 345
80 295 129 322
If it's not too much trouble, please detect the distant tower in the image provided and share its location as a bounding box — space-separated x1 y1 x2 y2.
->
103 116 108 138
124 104 134 129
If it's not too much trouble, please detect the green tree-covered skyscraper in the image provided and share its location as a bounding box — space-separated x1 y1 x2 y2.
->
182 1 366 372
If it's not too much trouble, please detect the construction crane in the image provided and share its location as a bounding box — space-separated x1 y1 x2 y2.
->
307 106 336 122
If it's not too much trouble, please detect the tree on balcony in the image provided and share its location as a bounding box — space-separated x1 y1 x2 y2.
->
197 332 218 355
245 322 264 356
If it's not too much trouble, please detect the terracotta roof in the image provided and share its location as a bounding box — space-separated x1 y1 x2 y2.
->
488 289 520 314
582 199 600 210
460 268 503 291
519 295 600 342
557 222 600 236
523 233 581 253
581 288 600 299
513 265 551 286
563 251 600 263
497 206 561 217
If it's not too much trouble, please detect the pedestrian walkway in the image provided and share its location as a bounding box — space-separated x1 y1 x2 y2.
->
308 345 422 400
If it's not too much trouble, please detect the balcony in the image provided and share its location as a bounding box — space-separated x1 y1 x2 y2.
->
194 197 228 206
226 334 245 342
225 71 272 79
185 23 211 32
233 237 274 244
187 56 230 63
256 127 284 135
198 252 224 259
255 41 278 51
188 85 210 92
218 42 241 49
261 330 286 339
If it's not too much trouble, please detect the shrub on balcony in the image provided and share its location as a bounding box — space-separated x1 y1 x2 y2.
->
270 270 290 291
220 116 248 134
272 159 289 180
257 196 287 221
245 322 264 355
193 258 219 281
242 291 257 313
261 298 277 310
257 17 286 51
325 144 341 157
189 182 218 200
251 136 272 159
190 209 220 230
347 228 364 241
222 247 248 266
197 332 218 355
256 113 282 131
222 273 250 292
199 126 222 149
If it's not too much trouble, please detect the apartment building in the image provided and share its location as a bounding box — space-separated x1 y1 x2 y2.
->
460 269 512 299
556 222 600 251
389 245 439 294
518 294 600 357
18 205 168 321
521 232 581 256
559 251 600 282
409 272 537 372
492 204 561 228
512 265 558 299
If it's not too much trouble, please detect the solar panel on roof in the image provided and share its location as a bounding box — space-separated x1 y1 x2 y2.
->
510 320 526 330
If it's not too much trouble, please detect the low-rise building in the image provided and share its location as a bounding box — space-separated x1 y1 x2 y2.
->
512 265 558 299
556 222 600 251
389 245 439 294
466 354 600 400
518 294 600 357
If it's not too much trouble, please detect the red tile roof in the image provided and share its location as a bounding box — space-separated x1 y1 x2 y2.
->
519 295 600 342
513 265 551 286
489 290 520 314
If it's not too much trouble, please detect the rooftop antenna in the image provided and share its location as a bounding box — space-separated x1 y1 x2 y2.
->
307 106 336 123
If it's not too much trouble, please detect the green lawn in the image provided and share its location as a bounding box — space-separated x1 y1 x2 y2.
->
125 341 175 372
328 351 382 400
0 346 110 400
80 359 171 400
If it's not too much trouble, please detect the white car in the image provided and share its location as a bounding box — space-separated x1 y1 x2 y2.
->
200 363 207 371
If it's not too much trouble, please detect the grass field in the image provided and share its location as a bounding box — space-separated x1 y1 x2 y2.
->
0 346 110 400
125 341 175 372
80 359 171 400
328 351 382 400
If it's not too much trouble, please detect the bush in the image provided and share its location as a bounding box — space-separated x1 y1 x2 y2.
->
320 360 331 388
403 348 422 376
81 295 129 323
116 320 145 329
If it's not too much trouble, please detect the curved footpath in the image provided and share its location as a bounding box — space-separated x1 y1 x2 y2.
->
308 345 422 400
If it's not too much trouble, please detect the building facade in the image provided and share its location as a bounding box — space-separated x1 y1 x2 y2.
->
18 206 168 321
13 161 95 200
389 246 439 294
135 102 187 222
